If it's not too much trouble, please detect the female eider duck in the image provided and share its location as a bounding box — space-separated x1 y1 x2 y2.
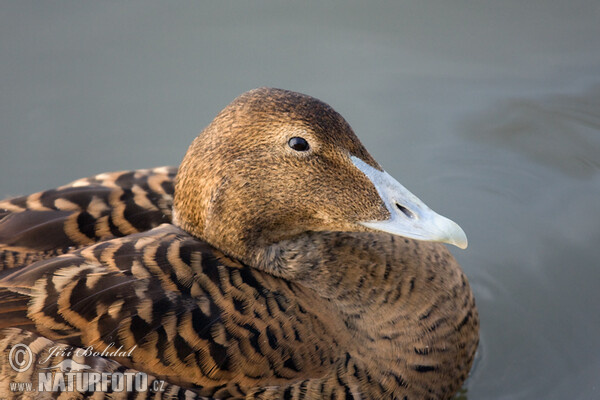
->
0 88 478 399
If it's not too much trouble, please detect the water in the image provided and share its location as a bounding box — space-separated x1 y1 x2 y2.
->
1 2 599 398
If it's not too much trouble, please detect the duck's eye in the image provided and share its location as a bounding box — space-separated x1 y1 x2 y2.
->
288 137 310 152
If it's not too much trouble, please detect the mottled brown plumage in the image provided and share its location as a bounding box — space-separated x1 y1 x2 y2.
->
0 88 478 399
0 167 175 269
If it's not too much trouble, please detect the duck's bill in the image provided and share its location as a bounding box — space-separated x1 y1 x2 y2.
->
351 156 468 249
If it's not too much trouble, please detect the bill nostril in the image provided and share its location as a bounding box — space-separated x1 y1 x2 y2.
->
395 202 415 219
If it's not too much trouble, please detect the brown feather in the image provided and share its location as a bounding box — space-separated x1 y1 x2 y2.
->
0 167 175 270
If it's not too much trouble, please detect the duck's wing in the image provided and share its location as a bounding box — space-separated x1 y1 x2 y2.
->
0 328 355 400
0 224 342 398
0 167 176 270
0 327 206 400
0 224 244 396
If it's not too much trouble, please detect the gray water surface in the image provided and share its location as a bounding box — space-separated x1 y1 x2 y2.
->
1 2 599 399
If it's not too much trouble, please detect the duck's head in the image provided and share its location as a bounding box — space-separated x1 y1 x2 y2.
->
173 88 467 263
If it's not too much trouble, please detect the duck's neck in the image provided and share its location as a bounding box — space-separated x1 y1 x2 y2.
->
248 231 479 398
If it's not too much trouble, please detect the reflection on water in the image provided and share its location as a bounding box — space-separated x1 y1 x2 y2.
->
463 86 600 179
455 85 600 399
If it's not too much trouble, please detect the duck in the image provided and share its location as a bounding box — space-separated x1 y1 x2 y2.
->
0 88 479 399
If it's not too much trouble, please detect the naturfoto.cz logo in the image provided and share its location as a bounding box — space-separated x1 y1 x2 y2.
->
7 343 166 394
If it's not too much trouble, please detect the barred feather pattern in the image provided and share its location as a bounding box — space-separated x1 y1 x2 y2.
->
0 169 478 399
0 327 204 400
0 167 176 270
0 225 351 398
